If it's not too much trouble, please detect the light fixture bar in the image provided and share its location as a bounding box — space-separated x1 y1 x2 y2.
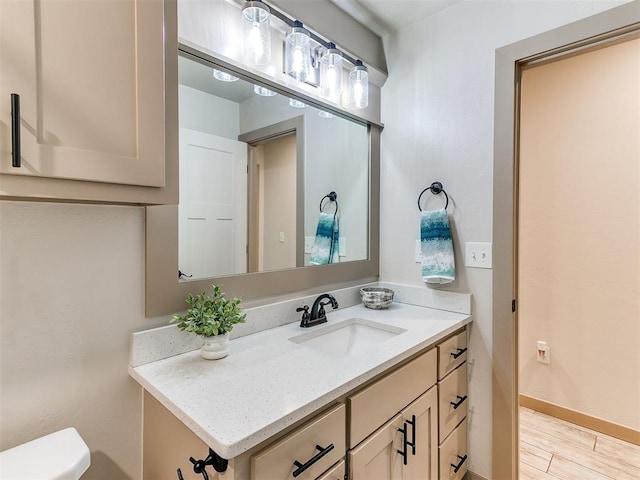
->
265 2 359 66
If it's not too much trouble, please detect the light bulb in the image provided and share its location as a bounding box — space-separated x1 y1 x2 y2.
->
285 21 311 83
348 60 368 109
320 43 343 103
242 1 271 65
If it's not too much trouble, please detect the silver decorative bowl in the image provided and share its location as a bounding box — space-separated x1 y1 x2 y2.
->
360 287 394 309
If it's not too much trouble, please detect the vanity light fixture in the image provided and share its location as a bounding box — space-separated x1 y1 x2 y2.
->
284 21 311 83
239 0 369 110
289 98 306 108
254 85 277 96
213 69 239 82
242 0 271 66
319 42 343 103
348 60 368 110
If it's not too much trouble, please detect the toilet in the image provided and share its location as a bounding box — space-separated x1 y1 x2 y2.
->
0 428 90 480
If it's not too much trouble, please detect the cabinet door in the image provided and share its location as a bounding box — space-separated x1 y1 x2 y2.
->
401 386 438 480
349 414 404 480
0 0 174 200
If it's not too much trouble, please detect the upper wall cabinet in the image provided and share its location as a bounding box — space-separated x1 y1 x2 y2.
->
0 0 178 205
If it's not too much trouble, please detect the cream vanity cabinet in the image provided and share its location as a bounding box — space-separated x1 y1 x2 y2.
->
437 330 469 480
347 349 439 480
142 327 468 480
0 0 177 205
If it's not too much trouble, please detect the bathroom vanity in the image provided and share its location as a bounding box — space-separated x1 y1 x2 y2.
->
130 298 471 480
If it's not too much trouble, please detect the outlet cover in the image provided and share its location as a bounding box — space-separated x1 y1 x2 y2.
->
304 236 314 254
415 240 422 263
339 237 346 257
465 242 493 269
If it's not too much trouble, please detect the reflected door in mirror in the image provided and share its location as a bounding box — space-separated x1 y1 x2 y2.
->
179 129 248 279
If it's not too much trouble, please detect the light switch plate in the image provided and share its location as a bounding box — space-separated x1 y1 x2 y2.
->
465 242 492 268
304 236 314 253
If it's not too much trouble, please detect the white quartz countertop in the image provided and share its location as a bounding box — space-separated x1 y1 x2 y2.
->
129 302 471 459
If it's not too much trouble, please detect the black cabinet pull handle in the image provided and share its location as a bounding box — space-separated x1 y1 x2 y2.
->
292 443 334 477
406 415 416 456
396 424 408 465
11 93 21 168
451 454 468 473
450 347 467 359
450 395 468 410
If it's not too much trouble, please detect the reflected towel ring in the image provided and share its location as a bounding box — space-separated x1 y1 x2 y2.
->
320 191 339 214
418 181 449 211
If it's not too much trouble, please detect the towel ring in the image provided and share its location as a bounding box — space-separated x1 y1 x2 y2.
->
320 191 339 214
418 181 449 211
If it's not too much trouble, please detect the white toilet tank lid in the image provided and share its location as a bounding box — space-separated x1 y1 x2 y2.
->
0 427 90 480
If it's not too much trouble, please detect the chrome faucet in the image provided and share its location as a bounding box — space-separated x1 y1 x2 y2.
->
296 293 339 328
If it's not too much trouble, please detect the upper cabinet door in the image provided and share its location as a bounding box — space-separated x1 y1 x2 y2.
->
0 0 177 203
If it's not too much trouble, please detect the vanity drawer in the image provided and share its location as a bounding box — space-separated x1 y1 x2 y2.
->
438 418 468 480
251 403 345 480
438 363 468 442
438 330 467 380
348 348 436 448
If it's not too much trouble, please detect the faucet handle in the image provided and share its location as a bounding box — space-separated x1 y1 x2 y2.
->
296 305 310 315
297 305 311 327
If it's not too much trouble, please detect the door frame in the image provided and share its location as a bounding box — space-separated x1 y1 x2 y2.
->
492 2 640 478
239 116 306 271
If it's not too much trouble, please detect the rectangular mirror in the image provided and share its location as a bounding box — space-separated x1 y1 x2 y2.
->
145 45 380 317
178 53 369 279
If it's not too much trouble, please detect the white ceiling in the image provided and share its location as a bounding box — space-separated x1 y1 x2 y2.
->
331 0 464 36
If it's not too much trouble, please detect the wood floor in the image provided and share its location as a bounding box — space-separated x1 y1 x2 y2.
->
519 407 640 480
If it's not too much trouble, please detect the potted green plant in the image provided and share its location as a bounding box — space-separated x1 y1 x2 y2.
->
171 284 246 360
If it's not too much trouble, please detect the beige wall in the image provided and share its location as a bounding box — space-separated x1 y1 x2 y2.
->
0 201 167 479
518 37 640 431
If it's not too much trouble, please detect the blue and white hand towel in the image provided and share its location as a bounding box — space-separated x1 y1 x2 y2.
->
310 212 339 265
421 209 455 284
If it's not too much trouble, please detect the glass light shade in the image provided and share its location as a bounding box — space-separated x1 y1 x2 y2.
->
289 98 306 108
254 85 277 96
242 0 271 66
285 21 311 83
318 111 334 118
213 69 239 82
320 42 343 103
348 60 369 109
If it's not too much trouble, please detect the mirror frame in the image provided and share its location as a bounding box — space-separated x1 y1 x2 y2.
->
145 44 381 317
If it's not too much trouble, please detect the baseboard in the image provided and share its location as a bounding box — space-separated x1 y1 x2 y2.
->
520 394 640 446
466 471 490 480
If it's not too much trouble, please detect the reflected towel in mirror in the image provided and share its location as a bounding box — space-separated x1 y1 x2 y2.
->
310 212 339 265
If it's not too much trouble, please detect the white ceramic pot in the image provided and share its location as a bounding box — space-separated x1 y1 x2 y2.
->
201 333 230 360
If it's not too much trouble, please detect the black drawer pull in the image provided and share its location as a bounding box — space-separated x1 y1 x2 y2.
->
450 395 468 410
11 93 21 168
292 443 334 477
451 454 468 473
450 347 467 359
406 415 416 456
397 424 408 465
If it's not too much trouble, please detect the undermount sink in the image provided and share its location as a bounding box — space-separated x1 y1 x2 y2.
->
289 318 406 357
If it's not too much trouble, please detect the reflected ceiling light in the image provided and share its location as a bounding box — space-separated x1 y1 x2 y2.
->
320 43 343 103
254 85 277 96
285 20 311 83
242 0 271 65
318 111 334 118
213 69 239 82
289 98 306 108
348 60 368 110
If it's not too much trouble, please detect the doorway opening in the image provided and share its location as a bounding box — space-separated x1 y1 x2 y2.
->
491 4 640 478
517 32 640 479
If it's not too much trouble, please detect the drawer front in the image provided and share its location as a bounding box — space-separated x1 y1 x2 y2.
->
348 348 437 448
438 363 468 443
251 403 346 480
318 460 345 480
438 418 468 480
437 330 467 380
